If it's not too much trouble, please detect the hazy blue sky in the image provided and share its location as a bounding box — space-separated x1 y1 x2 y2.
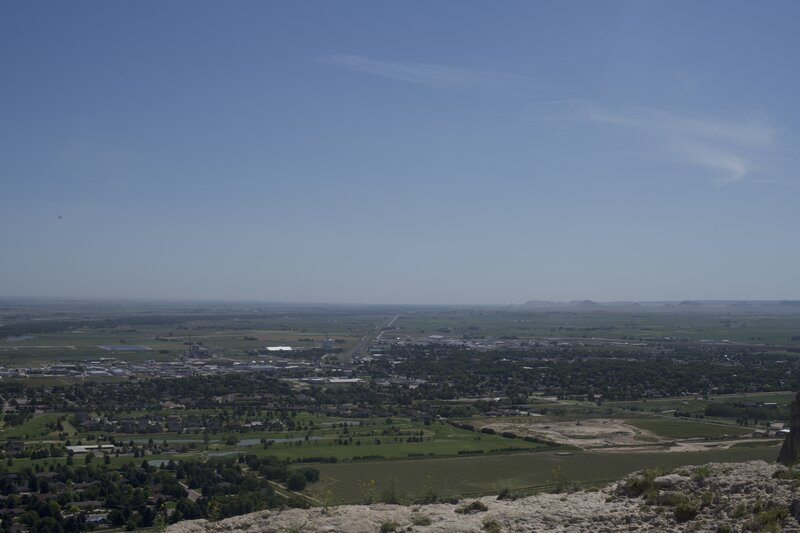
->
2 1 799 304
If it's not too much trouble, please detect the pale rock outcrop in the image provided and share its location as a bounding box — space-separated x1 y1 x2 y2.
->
653 473 689 489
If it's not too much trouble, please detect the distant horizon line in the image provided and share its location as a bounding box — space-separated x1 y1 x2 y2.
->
1 295 799 308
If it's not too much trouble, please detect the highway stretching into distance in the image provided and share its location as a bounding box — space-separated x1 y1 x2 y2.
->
344 314 400 362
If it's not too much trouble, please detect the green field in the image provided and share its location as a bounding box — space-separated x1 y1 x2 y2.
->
0 311 387 366
711 392 797 405
625 417 750 439
5 307 800 368
212 420 546 461
391 309 800 345
0 326 345 364
1 413 547 464
310 445 781 504
0 412 66 439
611 391 796 412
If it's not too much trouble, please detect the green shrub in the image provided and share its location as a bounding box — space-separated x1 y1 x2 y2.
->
379 521 398 533
674 501 698 522
414 482 439 504
379 481 403 504
361 479 377 504
623 467 670 497
547 467 568 494
286 495 310 509
754 503 789 532
774 466 800 481
412 515 432 526
659 492 690 506
456 500 489 514
483 519 502 533
732 503 749 518
496 487 514 501
692 466 711 480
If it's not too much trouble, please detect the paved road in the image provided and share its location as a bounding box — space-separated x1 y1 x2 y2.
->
265 479 321 504
343 314 400 362
179 481 202 502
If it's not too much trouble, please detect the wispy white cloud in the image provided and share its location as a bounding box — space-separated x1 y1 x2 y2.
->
581 104 775 147
322 54 517 89
536 100 775 184
674 141 749 184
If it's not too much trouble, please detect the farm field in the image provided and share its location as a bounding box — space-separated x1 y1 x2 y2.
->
5 306 800 368
610 391 796 412
309 445 782 504
624 417 751 439
389 309 800 345
0 328 357 364
709 391 797 405
0 310 388 366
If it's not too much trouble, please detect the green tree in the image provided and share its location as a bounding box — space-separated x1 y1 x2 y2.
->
153 512 166 533
287 473 307 491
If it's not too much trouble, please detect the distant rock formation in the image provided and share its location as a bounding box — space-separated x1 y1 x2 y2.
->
778 391 800 464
